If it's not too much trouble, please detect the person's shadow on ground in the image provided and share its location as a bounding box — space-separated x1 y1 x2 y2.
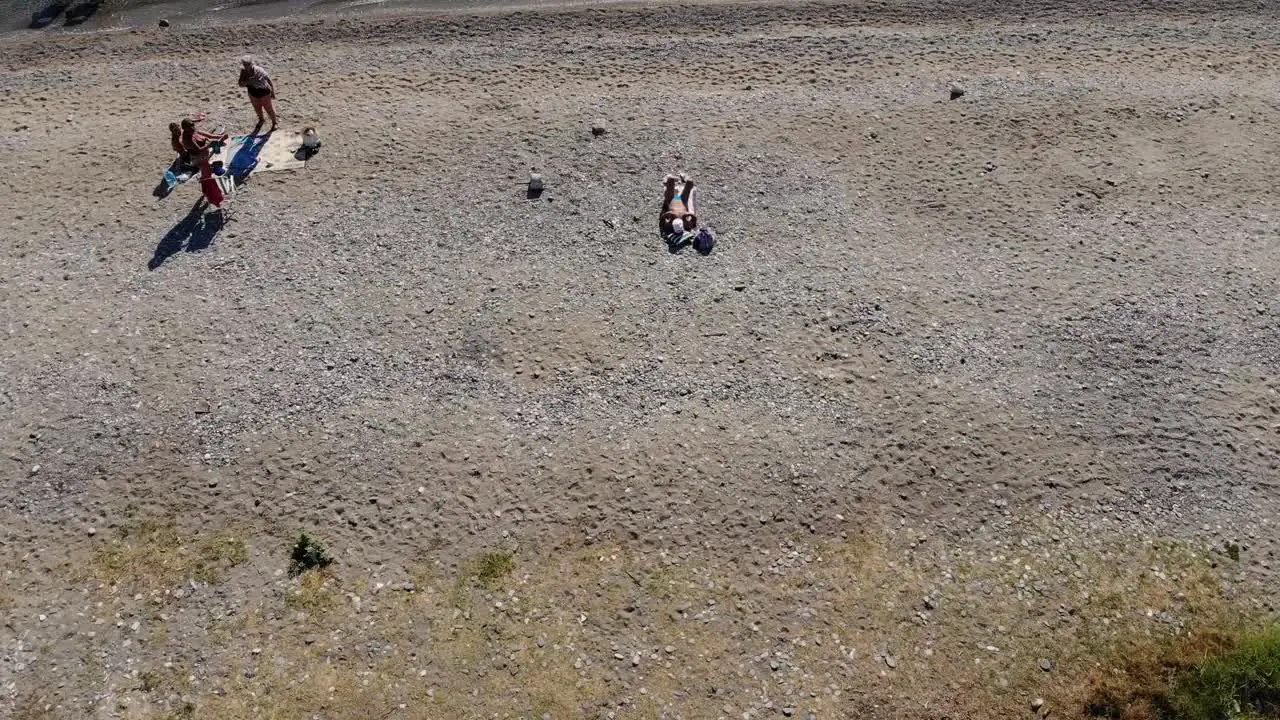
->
229 130 271 179
149 199 223 270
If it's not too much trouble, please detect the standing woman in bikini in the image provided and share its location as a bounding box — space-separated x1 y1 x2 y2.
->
238 55 279 131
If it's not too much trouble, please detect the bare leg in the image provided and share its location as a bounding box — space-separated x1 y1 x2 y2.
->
264 97 278 128
660 176 677 232
681 179 696 216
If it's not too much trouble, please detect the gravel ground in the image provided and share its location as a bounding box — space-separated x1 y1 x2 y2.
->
1 1 1279 717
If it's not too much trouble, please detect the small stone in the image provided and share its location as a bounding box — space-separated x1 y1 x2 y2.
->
664 645 675 654
158 18 170 27
193 400 211 414
631 653 640 666
923 597 936 610
87 527 96 536
1039 658 1053 672
528 173 544 191
949 83 966 100
883 654 897 669
782 708 795 717
769 659 780 671
1032 698 1045 710
591 121 608 137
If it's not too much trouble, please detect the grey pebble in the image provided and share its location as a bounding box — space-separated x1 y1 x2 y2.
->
1039 658 1053 672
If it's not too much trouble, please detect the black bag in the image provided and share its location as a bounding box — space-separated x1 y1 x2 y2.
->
693 228 715 255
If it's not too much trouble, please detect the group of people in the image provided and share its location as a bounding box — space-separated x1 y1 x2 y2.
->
167 55 279 172
163 56 714 251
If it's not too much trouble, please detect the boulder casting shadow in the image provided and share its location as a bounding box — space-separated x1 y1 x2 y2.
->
29 2 69 29
63 1 101 27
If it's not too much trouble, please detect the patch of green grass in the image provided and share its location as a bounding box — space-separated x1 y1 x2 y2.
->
1083 624 1280 720
1171 625 1280 720
475 551 515 588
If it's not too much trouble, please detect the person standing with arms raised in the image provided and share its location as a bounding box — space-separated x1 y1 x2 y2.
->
238 55 278 132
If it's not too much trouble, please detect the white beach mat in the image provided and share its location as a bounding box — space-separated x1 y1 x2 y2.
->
214 130 307 176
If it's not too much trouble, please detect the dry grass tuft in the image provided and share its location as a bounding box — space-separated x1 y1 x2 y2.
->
285 568 337 612
10 691 57 720
91 521 248 591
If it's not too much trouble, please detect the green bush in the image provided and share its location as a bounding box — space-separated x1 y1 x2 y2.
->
288 532 334 577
